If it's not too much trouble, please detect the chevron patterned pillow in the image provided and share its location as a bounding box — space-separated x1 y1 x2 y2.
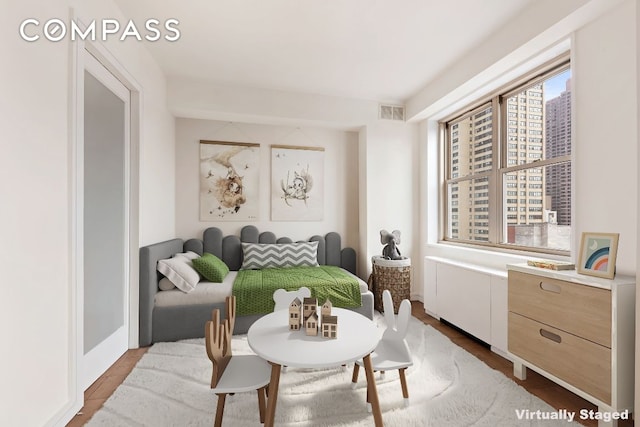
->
240 241 319 269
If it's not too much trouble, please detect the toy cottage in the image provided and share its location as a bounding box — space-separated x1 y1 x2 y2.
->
321 298 332 317
289 297 302 330
303 297 317 319
321 315 337 339
305 311 319 336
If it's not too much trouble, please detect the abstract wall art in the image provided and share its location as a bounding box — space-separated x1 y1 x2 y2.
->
577 232 619 279
271 145 324 221
200 140 260 221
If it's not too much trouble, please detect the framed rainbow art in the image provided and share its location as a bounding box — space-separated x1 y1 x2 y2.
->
577 232 619 279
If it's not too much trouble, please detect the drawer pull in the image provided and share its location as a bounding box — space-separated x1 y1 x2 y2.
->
540 329 562 343
539 281 561 294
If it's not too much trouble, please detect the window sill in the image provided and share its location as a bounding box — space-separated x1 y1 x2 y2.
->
425 255 507 278
425 241 572 274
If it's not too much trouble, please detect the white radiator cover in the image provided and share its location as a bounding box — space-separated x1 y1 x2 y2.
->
424 257 508 355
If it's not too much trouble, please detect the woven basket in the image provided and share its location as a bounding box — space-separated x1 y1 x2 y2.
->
370 256 411 313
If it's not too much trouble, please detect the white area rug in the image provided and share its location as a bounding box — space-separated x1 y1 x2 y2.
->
87 316 583 426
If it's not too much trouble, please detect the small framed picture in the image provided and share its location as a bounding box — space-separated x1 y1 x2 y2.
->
577 232 619 279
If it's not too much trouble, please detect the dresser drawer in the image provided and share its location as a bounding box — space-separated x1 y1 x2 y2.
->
508 271 611 347
508 312 611 404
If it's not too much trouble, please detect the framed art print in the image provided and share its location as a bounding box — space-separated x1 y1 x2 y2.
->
199 140 260 221
271 144 324 221
577 232 619 279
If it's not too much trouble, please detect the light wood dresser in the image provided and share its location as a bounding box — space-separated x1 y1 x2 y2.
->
507 263 635 426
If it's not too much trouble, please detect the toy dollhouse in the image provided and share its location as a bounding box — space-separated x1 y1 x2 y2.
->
303 297 317 319
289 297 302 330
290 296 338 338
303 297 318 335
305 312 319 336
321 315 337 339
321 299 332 317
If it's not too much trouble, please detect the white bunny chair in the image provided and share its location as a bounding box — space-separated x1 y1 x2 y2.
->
272 287 311 311
351 289 413 410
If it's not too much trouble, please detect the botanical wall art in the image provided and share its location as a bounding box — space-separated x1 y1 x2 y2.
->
271 145 324 221
200 140 260 221
577 232 619 279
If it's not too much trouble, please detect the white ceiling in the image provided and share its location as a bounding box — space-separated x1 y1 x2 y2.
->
114 0 536 103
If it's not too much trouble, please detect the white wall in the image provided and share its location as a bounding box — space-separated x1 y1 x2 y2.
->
357 121 419 291
1 2 71 425
573 0 637 275
0 1 175 425
175 118 360 253
168 77 378 130
173 117 420 280
169 70 419 284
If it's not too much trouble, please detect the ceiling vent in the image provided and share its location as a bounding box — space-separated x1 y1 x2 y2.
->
379 104 405 121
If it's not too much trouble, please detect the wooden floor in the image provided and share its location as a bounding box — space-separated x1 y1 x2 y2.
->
66 347 149 427
67 301 633 427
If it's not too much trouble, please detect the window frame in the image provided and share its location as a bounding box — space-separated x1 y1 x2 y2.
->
440 54 571 256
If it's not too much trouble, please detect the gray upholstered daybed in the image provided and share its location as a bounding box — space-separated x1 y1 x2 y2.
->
139 225 374 346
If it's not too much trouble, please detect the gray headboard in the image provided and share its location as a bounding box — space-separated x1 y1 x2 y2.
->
183 225 356 273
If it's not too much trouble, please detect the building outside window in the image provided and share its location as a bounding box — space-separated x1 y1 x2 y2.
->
443 57 571 254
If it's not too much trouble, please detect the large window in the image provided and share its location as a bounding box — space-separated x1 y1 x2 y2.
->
443 59 571 254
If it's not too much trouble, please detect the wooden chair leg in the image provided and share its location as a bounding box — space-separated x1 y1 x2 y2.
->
265 363 282 427
365 374 372 413
399 368 409 399
363 354 383 426
214 393 226 427
257 386 267 423
352 363 360 384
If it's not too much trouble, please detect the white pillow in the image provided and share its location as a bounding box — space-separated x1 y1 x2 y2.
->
173 251 204 280
240 241 319 269
157 257 199 293
173 251 200 260
158 277 176 291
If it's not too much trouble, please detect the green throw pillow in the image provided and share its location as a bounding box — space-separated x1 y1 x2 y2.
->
192 253 229 283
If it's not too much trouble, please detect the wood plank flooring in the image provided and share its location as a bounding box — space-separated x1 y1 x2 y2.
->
66 347 148 427
66 301 633 426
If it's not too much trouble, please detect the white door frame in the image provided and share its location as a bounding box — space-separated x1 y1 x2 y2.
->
59 15 142 425
82 50 131 389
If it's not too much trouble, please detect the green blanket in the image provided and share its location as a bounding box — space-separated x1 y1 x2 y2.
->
232 265 362 316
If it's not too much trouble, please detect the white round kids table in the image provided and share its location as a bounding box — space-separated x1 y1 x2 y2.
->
247 307 383 426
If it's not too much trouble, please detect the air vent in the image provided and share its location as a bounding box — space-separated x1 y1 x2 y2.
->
379 104 405 121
